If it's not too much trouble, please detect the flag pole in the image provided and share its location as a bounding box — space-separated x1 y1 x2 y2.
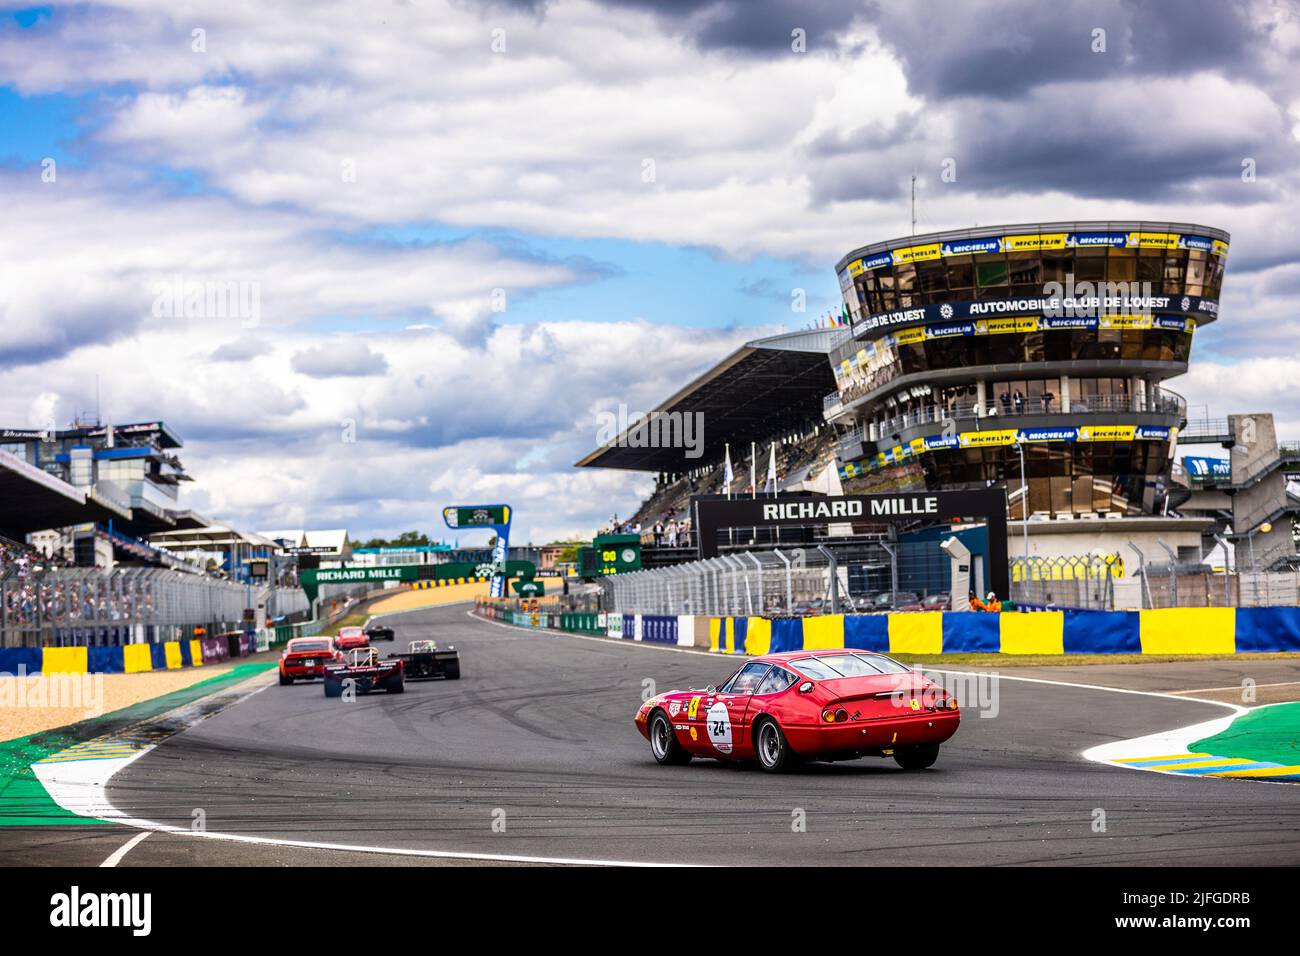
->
750 441 757 543
724 442 734 547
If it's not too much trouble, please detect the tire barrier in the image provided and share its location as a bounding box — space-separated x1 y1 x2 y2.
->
705 606 1300 655
0 632 260 674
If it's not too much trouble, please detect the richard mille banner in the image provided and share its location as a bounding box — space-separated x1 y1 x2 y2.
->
692 488 1009 597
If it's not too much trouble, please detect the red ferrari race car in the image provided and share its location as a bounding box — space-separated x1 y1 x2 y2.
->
635 650 959 772
278 636 342 684
333 625 370 652
323 646 405 697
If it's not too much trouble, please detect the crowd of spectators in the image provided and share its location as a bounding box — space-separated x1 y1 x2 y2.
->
1 535 153 636
610 430 837 553
0 536 71 578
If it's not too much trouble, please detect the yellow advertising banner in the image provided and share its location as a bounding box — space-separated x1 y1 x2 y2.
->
1099 314 1154 330
1128 232 1179 249
958 429 1018 448
1078 425 1137 442
1212 239 1229 257
893 327 927 345
891 242 942 265
975 316 1040 335
1002 233 1067 252
848 259 865 277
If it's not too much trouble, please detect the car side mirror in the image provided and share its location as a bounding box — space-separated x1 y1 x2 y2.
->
705 684 717 695
798 682 814 693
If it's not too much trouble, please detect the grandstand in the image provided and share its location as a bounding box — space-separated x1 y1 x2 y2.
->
0 421 209 568
577 327 847 559
577 220 1298 603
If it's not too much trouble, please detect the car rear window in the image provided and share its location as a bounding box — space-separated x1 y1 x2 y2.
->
791 653 912 678
858 654 912 674
810 654 885 676
789 657 841 680
290 640 330 652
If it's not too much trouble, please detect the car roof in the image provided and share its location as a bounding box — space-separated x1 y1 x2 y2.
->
338 626 364 634
753 649 891 663
288 636 331 645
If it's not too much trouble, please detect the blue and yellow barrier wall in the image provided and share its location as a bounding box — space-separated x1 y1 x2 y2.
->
480 604 1300 655
0 637 234 674
706 607 1300 655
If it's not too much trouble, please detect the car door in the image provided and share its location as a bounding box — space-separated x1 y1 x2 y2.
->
704 661 772 757
745 665 801 739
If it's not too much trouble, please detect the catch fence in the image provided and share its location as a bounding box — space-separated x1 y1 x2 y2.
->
1 563 312 648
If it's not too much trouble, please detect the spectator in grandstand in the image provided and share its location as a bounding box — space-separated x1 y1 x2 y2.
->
1013 389 1025 414
999 390 1011 414
666 519 678 547
653 519 663 546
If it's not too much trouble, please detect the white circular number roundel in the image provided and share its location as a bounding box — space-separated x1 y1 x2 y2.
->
706 701 732 754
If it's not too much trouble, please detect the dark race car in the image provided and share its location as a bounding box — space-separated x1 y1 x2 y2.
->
364 624 396 642
323 647 405 697
393 639 461 680
635 650 959 773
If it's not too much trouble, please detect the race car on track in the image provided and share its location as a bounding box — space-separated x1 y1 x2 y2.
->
635 650 959 773
364 624 396 642
333 625 370 652
278 636 343 684
392 639 461 680
323 646 405 697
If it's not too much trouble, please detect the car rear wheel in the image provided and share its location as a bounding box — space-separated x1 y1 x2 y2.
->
384 672 405 694
324 677 344 698
893 743 939 770
755 718 792 773
444 661 460 680
279 673 292 686
649 710 690 765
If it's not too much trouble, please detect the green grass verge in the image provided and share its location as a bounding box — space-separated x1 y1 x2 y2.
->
1190 702 1300 767
0 660 275 827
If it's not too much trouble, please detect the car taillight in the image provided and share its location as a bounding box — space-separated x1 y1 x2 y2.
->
821 708 849 723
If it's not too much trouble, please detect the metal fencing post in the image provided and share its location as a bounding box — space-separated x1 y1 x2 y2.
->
1128 542 1152 610
817 545 840 613
745 552 764 615
1155 539 1178 608
775 549 793 613
880 541 898 608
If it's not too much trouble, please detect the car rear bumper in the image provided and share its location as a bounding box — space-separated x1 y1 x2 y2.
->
281 662 330 678
784 710 960 756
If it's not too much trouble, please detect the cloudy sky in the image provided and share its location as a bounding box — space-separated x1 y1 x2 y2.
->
1 0 1298 545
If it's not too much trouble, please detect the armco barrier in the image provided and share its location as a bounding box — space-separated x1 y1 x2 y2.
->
704 607 1300 655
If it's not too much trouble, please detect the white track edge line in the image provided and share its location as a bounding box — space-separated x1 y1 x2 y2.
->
100 830 151 867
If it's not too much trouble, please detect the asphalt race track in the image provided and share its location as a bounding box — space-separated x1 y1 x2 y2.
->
74 604 1300 865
